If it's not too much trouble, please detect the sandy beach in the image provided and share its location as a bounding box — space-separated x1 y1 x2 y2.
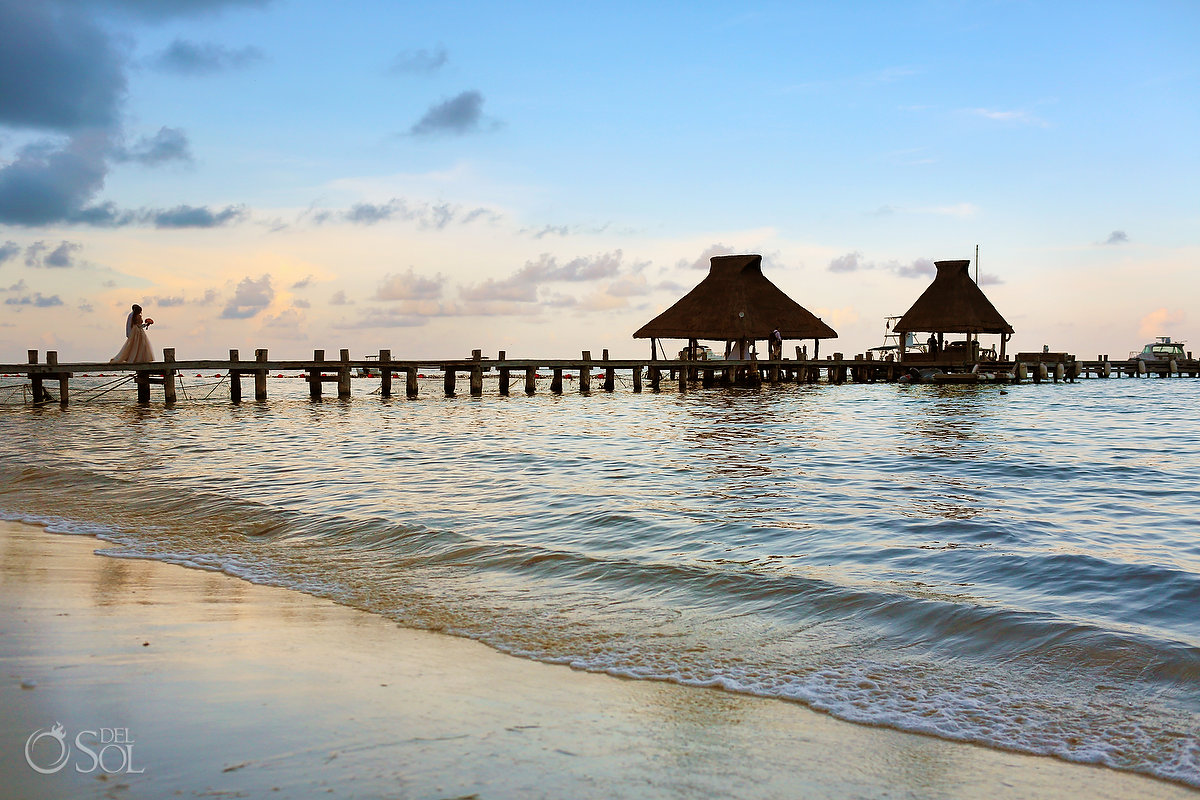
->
1 520 1195 800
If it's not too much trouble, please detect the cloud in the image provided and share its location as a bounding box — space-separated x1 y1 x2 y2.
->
828 252 864 273
329 290 353 306
61 0 275 22
150 39 264 74
1104 230 1129 245
43 240 81 267
409 90 499 136
459 251 624 302
113 126 192 165
0 133 119 226
978 273 1003 286
1138 308 1186 339
0 0 126 132
971 108 1049 127
319 197 499 229
292 297 310 308
678 244 736 270
261 307 307 339
147 295 185 307
24 242 47 266
221 274 273 319
332 308 428 329
149 204 247 228
374 268 445 301
388 46 447 75
5 292 63 307
827 252 935 279
290 275 313 289
0 241 20 264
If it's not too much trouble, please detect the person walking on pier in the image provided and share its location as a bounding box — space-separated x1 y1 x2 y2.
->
110 304 156 363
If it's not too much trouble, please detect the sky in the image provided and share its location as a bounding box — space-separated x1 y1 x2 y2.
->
1 0 1197 363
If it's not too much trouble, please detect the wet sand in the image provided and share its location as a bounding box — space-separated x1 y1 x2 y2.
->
1 520 1195 799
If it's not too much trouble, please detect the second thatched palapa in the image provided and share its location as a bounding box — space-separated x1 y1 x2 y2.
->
633 254 837 359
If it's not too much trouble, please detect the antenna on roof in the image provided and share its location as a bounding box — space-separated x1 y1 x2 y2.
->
974 244 979 284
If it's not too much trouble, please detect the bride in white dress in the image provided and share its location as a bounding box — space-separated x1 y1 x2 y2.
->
110 304 155 363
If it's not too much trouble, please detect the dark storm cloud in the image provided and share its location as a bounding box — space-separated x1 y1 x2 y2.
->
149 204 247 228
409 91 499 136
0 0 126 132
151 39 264 75
221 274 273 319
0 241 20 264
388 46 447 76
113 127 192 165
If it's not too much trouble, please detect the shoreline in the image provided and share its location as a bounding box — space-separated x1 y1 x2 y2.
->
2 520 1196 799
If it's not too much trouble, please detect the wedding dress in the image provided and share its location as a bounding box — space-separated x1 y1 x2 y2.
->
110 316 155 363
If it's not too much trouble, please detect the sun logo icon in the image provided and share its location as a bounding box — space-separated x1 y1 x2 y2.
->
25 722 70 774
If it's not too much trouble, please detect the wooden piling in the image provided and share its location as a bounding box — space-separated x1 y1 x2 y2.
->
338 349 352 398
603 349 615 392
163 348 177 404
46 351 69 406
136 371 150 404
497 351 509 397
28 351 46 404
470 350 484 397
229 349 242 403
406 367 418 398
444 368 456 397
525 367 537 395
551 368 563 394
255 349 268 400
632 366 642 393
309 350 324 400
379 349 393 397
580 351 591 393
648 366 661 392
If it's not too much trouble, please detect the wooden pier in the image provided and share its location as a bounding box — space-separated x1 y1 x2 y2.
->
3 346 1199 407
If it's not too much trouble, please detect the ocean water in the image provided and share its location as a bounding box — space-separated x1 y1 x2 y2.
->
1 374 1198 786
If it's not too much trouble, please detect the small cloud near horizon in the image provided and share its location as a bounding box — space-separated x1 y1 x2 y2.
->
1104 230 1129 245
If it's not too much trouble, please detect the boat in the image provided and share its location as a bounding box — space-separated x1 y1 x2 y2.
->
1128 336 1187 364
356 354 379 378
867 316 928 359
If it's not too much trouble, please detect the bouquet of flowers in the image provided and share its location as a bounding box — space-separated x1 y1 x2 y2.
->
144 318 154 326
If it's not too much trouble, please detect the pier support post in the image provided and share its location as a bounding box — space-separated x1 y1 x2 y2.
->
338 349 352 398
632 365 642 393
406 367 418 398
648 366 661 392
602 349 615 392
136 372 150 404
678 364 686 392
444 368 456 397
551 368 563 394
525 367 537 395
230 349 242 403
255 349 268 401
163 348 177 405
47 351 69 407
380 349 393 397
309 350 324 400
580 352 591 393
469 350 484 397
27 351 48 404
497 351 509 396
702 368 714 387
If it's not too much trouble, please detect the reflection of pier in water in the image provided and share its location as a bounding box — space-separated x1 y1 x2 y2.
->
4 345 1200 407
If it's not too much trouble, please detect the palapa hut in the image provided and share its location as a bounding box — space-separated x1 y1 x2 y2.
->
633 253 837 361
893 259 1014 363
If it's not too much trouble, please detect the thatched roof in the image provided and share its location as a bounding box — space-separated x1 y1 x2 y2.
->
633 254 837 341
893 260 1014 335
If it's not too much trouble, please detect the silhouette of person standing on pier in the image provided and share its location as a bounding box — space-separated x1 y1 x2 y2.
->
110 304 156 363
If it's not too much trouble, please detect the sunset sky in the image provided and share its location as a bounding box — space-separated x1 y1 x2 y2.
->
1 0 1196 362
